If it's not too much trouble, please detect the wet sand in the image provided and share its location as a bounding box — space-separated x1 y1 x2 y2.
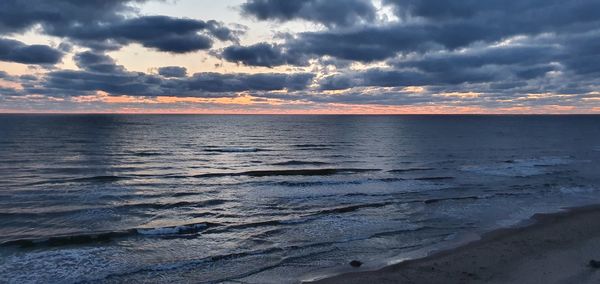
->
311 205 600 284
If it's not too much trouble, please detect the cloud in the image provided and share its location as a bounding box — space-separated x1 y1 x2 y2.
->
222 43 308 67
11 53 315 98
0 38 63 65
232 0 600 65
50 16 239 53
0 1 240 53
0 0 139 34
241 0 377 27
33 70 315 97
158 66 188 78
74 51 124 73
223 0 600 110
3 0 600 112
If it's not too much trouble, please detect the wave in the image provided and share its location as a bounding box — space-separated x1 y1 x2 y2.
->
99 246 291 281
311 201 393 215
292 144 332 148
270 160 331 166
70 175 128 182
423 196 480 204
388 168 434 173
128 151 164 157
273 180 363 187
2 222 220 248
378 177 406 182
204 147 261 153
0 199 229 217
202 218 328 235
461 156 573 177
222 220 283 231
120 199 229 210
136 223 210 236
192 168 380 178
368 226 428 238
24 175 129 185
413 176 455 181
1 230 134 248
273 177 406 187
295 147 334 151
422 191 533 205
22 168 382 185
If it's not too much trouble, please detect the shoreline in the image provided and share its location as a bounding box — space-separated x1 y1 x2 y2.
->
308 204 600 284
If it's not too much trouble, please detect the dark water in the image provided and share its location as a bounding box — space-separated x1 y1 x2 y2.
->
1 114 600 283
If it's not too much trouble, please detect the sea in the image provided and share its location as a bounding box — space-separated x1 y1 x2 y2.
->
1 114 599 283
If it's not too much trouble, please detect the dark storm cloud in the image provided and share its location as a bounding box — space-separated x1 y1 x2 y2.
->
222 43 308 67
0 0 239 53
0 38 63 65
158 66 188 78
241 0 377 27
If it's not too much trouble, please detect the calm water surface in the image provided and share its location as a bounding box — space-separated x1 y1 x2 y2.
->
1 115 600 283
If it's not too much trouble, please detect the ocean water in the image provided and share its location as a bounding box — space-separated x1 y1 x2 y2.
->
1 114 600 283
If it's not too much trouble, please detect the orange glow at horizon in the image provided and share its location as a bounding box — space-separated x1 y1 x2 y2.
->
2 103 597 115
2 92 599 115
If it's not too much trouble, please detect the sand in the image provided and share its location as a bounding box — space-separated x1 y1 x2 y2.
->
310 205 600 284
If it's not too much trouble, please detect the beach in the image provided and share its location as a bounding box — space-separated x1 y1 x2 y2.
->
313 205 600 284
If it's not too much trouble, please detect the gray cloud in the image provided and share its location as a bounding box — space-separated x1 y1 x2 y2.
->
11 53 315 98
0 0 140 34
241 0 377 27
3 0 600 111
74 51 124 73
158 66 188 78
0 38 63 65
224 0 600 109
232 0 600 65
49 16 239 53
222 43 308 67
0 1 240 53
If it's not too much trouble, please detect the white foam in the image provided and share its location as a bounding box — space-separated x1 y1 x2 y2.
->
0 247 126 283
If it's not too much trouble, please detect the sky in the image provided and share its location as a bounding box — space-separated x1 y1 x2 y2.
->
0 0 599 114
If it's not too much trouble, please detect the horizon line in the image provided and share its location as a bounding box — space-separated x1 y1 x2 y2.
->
2 112 600 116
